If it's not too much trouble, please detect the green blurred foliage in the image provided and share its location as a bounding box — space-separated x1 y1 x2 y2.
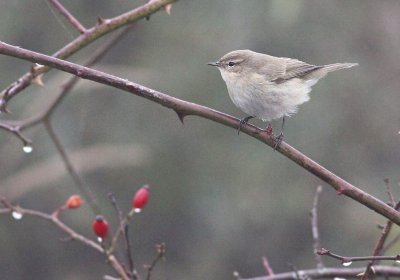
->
1 1 400 279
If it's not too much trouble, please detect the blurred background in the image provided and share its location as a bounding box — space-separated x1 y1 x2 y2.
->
1 0 400 279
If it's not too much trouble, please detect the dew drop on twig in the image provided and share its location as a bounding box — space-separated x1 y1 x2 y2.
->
134 208 142 213
12 211 23 220
342 261 352 267
23 144 33 153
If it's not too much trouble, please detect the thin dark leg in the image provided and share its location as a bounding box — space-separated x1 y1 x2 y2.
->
274 116 285 149
238 116 254 135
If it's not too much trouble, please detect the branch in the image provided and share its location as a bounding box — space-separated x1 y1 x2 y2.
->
48 0 86 33
1 41 400 226
240 266 400 280
317 248 400 263
310 186 324 269
0 197 130 280
0 0 177 110
361 201 400 279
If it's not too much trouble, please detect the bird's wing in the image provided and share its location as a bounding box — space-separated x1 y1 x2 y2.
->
272 58 323 83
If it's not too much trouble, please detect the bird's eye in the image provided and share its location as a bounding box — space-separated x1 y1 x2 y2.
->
228 61 235 67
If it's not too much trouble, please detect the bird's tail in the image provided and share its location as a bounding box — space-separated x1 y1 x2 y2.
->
323 62 358 72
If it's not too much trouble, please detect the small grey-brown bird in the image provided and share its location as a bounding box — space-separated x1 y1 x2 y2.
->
208 49 357 145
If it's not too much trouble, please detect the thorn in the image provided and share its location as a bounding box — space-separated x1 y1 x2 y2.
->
97 17 105 25
336 188 346 195
164 4 173 15
265 123 273 135
175 111 186 124
31 74 44 86
0 98 11 114
317 248 329 255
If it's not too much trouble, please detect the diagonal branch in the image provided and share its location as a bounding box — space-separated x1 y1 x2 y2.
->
0 0 177 111
1 41 400 226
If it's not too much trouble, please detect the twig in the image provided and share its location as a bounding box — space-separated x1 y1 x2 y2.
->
145 243 166 280
0 197 101 251
1 41 400 226
310 186 324 269
240 266 400 280
382 232 400 255
262 256 274 276
0 0 177 110
0 197 130 280
360 200 400 280
384 178 395 207
1 27 132 212
108 192 136 279
43 120 100 214
48 0 86 33
317 247 400 263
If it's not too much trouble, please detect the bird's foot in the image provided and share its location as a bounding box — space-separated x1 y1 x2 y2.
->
237 116 254 135
273 132 284 150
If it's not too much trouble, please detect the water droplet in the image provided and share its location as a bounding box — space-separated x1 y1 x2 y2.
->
12 211 23 220
97 237 103 243
23 145 33 153
134 208 142 213
342 261 352 267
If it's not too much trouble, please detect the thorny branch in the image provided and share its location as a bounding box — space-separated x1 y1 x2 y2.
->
1 41 400 227
240 266 400 280
0 197 130 280
360 200 400 280
317 247 400 263
0 0 176 111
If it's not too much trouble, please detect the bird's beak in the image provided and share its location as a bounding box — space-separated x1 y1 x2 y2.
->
207 61 219 67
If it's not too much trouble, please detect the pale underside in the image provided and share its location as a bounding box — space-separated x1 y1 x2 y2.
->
220 70 316 121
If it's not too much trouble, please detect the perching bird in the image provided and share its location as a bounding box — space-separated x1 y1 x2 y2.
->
208 49 357 146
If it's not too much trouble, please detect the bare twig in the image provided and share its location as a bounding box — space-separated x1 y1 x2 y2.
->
0 197 130 280
317 247 400 263
360 200 400 280
145 243 166 280
0 26 132 212
382 232 400 255
262 256 274 276
43 121 99 214
108 192 136 279
240 266 400 280
384 178 395 207
1 41 400 226
48 0 86 33
0 0 177 110
310 186 324 269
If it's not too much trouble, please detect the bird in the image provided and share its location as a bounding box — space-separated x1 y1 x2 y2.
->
208 49 357 146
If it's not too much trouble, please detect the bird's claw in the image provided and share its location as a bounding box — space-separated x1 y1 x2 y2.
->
237 116 254 135
273 132 283 150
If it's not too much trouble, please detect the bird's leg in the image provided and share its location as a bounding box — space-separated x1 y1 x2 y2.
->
238 116 254 135
274 116 285 149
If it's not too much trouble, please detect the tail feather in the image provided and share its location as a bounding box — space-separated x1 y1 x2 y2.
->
323 62 358 72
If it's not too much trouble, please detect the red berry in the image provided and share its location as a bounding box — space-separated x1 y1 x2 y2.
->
66 195 83 209
132 185 150 210
92 215 108 239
